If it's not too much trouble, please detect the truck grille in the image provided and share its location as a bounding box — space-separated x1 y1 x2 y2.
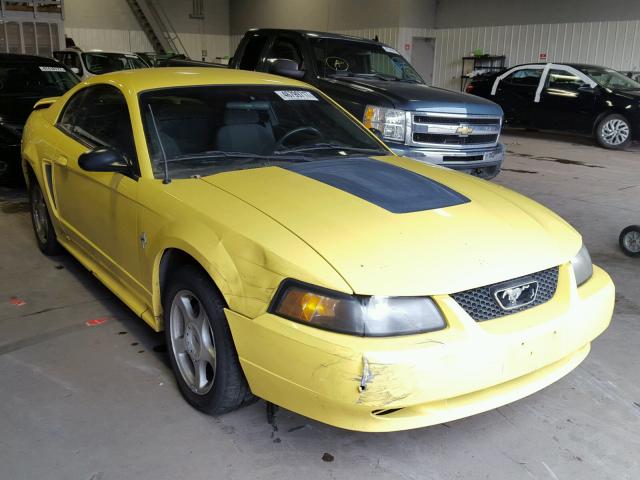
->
413 133 498 145
450 267 559 321
409 113 501 149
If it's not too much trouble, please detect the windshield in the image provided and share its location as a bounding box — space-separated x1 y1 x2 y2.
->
0 62 78 96
578 66 640 91
82 52 147 75
139 85 388 179
311 38 423 83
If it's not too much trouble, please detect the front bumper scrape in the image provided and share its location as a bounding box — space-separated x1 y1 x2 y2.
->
225 264 614 432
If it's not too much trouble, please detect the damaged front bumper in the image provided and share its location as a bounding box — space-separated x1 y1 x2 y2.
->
226 264 614 432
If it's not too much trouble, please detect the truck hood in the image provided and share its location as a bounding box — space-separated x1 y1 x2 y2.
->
323 76 502 115
202 156 580 296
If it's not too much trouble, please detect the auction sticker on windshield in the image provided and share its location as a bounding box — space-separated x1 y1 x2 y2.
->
275 90 318 101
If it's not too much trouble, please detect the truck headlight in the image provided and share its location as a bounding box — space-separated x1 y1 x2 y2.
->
270 280 446 336
571 244 593 287
363 105 406 142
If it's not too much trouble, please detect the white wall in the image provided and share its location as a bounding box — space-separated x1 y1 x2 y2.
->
414 20 640 91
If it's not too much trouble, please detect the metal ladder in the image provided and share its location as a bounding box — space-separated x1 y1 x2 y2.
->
125 0 186 54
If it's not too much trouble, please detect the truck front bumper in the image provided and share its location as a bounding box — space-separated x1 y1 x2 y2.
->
390 142 505 180
226 264 614 432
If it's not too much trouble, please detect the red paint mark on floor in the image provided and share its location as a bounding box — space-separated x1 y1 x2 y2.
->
85 317 108 327
9 297 26 307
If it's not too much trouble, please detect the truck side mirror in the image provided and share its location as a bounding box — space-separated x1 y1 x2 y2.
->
267 58 305 80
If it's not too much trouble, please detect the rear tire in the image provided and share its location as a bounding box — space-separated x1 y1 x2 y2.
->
596 114 632 149
163 264 253 414
619 225 640 257
29 181 63 255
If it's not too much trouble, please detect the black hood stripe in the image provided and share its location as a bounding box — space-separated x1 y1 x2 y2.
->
282 158 469 214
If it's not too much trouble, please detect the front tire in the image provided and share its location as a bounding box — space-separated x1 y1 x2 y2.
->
619 225 640 257
596 114 632 149
29 181 62 255
163 264 252 414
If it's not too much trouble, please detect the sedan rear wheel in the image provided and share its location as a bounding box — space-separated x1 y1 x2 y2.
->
596 114 631 149
619 225 640 257
163 264 253 414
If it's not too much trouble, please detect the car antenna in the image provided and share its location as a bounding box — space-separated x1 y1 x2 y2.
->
147 104 171 184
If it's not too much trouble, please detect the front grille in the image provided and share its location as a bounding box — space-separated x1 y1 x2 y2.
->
413 133 498 145
450 267 559 321
414 116 499 125
443 155 484 162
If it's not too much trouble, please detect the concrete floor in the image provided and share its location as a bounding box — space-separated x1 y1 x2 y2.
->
1 131 639 480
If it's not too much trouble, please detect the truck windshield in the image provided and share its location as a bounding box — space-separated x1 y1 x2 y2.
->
578 66 640 91
82 52 147 75
0 62 78 96
311 38 423 83
139 85 389 179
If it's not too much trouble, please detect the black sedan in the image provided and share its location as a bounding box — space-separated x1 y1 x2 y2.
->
466 63 640 149
0 53 79 185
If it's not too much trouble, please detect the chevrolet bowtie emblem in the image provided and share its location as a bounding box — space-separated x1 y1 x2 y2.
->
456 125 474 136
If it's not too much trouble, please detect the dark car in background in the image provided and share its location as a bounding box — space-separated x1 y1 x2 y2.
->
0 53 79 184
466 63 640 149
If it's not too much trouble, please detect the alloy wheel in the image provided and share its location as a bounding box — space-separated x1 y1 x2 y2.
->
622 230 640 254
31 187 49 245
601 119 630 146
169 289 217 394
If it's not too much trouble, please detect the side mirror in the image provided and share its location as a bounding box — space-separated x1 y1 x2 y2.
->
78 148 130 174
267 58 305 80
578 85 596 93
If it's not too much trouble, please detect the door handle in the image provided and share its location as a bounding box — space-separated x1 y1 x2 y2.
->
54 155 68 166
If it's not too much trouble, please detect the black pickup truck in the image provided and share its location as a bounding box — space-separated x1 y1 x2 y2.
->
230 29 505 179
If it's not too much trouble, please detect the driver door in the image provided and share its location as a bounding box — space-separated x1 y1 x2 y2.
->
51 84 147 307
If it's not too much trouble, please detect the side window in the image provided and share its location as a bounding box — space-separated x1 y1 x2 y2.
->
269 37 303 68
503 68 542 87
238 35 269 70
546 69 586 91
58 85 137 165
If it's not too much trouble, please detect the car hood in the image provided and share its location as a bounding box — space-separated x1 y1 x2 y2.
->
201 156 580 296
323 76 503 115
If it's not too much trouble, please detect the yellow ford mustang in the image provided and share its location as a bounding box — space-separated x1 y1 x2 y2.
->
22 68 614 432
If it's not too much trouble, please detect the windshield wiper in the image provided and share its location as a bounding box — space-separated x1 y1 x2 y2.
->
274 143 386 155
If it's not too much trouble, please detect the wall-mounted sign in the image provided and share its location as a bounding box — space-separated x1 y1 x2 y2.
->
539 52 547 61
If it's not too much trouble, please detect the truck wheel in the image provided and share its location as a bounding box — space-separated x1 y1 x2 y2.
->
29 181 63 255
163 264 254 414
596 114 631 149
619 225 640 257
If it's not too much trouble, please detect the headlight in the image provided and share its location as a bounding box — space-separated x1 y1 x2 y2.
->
571 244 593 287
363 105 406 142
270 280 446 336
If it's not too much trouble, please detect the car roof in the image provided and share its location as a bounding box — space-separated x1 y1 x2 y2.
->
507 62 605 70
54 48 141 55
80 67 310 93
0 53 61 64
247 28 382 45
